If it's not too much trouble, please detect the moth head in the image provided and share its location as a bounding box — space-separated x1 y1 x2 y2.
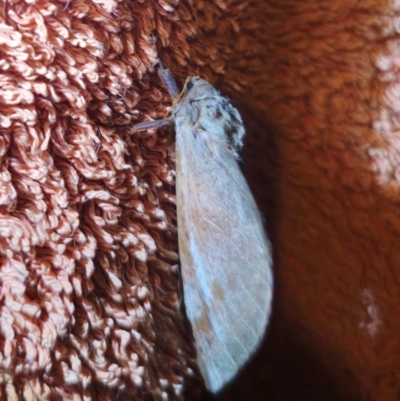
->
182 77 218 99
174 77 245 153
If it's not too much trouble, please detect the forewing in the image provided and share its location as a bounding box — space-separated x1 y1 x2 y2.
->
176 121 273 393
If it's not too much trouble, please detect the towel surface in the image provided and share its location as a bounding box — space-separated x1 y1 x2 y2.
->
0 0 398 400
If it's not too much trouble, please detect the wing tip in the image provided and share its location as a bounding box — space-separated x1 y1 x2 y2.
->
198 316 270 395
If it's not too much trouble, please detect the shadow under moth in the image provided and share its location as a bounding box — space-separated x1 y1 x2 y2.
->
133 65 273 394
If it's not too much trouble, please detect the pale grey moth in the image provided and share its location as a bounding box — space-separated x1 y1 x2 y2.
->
133 67 273 394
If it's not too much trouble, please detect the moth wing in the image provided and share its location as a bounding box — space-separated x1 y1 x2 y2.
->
176 122 273 393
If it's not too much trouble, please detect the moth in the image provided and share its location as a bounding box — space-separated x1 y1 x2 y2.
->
133 65 273 393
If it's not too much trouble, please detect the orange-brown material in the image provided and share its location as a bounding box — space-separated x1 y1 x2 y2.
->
0 0 248 400
225 1 400 401
0 0 398 400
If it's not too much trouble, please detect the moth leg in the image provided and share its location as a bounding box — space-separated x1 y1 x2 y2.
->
190 96 214 103
132 118 173 132
158 59 180 99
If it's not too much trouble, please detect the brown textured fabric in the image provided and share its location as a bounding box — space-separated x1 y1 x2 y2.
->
225 1 398 401
0 0 252 399
0 0 398 400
